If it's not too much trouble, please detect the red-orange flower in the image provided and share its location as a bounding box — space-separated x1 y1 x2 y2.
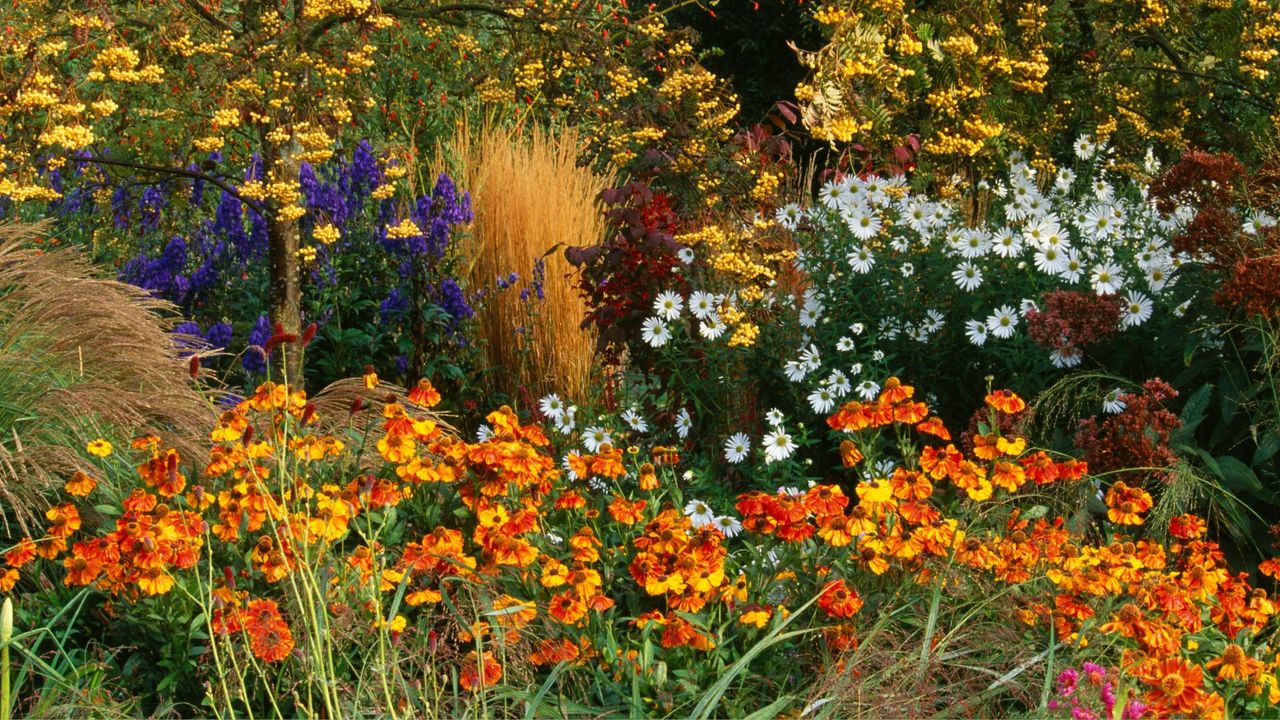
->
243 599 294 663
460 651 502 691
817 579 863 618
985 389 1026 414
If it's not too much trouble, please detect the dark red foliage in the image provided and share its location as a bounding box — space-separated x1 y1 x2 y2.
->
1149 150 1254 264
1074 379 1182 484
565 181 686 366
1025 291 1122 359
1216 254 1280 320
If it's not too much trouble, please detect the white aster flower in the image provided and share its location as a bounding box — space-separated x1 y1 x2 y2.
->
653 290 683 320
621 407 648 433
582 425 612 452
845 207 883 240
677 247 695 264
688 290 717 320
986 305 1019 339
762 429 796 463
1121 290 1153 327
476 424 494 442
836 336 856 352
855 380 880 400
765 408 786 427
965 319 989 346
683 499 716 528
1102 388 1127 414
1090 262 1124 295
952 261 984 291
775 203 803 230
724 433 751 464
539 393 566 420
808 386 836 414
1050 347 1083 368
641 317 672 347
675 407 692 439
847 246 875 274
826 369 851 396
712 515 742 538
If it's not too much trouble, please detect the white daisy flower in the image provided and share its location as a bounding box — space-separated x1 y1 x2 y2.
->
799 305 821 328
1033 246 1067 275
871 349 885 361
653 290 683 320
836 336 856 353
1073 134 1096 160
1020 299 1039 317
808 386 836 414
621 408 648 433
1059 250 1085 283
675 407 692 439
958 229 990 259
1090 262 1124 295
826 369 852 396
641 317 672 347
965 319 989 346
677 247 695 264
845 207 883 240
765 408 785 427
555 405 577 433
1121 290 1153 327
582 425 612 452
855 380 880 400
775 203 803 230
698 314 726 340
476 424 494 442
850 362 864 376
952 261 984 291
986 305 1019 339
762 429 796 463
783 359 809 383
1102 388 1127 414
684 498 716 528
850 322 865 335
712 515 742 538
1049 347 1083 368
991 227 1022 258
688 291 717 320
847 246 875 274
539 393 566 420
723 432 751 464
900 262 915 277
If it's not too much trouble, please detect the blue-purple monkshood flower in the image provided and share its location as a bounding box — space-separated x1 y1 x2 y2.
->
204 321 233 350
380 289 409 323
242 314 272 374
433 277 474 334
111 187 131 229
139 185 166 232
531 257 546 301
496 271 519 290
171 321 204 357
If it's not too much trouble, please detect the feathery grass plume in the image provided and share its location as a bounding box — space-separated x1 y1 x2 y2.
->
448 123 609 400
0 222 215 532
806 590 1040 719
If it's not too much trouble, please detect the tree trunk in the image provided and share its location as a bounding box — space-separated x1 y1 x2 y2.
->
266 141 304 385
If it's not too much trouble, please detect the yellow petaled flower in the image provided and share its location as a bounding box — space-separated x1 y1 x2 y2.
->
86 439 113 458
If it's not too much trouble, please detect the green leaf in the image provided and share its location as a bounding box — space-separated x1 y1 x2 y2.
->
1253 433 1280 466
1178 384 1214 436
93 504 121 517
1215 455 1264 495
742 696 793 720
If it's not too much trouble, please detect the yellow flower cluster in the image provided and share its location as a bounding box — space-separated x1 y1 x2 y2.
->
302 0 372 19
386 219 422 239
313 224 341 245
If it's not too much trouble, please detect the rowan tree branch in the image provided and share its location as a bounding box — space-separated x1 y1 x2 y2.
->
64 154 268 216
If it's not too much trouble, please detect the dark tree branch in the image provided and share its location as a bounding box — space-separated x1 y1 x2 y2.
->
1095 64 1276 111
179 0 236 34
64 154 268 216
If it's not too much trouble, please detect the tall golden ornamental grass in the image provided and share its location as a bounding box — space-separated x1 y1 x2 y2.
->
451 125 610 401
